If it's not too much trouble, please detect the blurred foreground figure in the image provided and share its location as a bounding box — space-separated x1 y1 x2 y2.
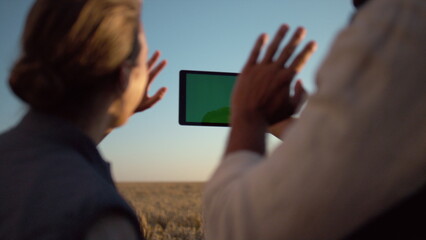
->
204 0 426 239
0 0 167 239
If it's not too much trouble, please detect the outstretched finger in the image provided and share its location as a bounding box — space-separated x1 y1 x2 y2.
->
262 24 289 64
148 51 161 70
288 41 317 74
136 87 168 112
148 60 167 84
277 27 306 66
146 87 167 107
244 33 268 68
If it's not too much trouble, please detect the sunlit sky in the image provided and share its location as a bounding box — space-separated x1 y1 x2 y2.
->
0 0 354 182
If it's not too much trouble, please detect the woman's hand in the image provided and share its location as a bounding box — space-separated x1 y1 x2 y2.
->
231 24 316 126
134 51 168 113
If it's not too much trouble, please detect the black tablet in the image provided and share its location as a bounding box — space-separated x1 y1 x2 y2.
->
179 70 238 126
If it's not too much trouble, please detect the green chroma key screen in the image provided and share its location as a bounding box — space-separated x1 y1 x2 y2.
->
179 70 238 126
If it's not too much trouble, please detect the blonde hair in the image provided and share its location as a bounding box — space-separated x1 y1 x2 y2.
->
9 0 141 113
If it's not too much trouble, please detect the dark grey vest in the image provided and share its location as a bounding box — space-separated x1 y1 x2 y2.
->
0 111 144 240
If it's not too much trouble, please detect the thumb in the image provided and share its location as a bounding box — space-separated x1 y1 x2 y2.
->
291 80 307 108
136 87 168 113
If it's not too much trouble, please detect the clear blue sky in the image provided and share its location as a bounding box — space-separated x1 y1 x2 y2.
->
0 0 354 182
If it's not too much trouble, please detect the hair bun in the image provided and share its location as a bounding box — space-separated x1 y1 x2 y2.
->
9 58 65 111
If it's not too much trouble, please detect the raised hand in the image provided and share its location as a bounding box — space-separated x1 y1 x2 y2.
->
231 24 316 125
135 51 168 113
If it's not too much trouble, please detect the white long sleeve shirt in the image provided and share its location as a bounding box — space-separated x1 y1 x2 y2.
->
203 0 426 239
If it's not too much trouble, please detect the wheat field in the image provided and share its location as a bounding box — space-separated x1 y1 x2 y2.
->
117 182 205 240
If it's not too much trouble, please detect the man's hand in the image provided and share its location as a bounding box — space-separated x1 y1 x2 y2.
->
226 24 316 155
231 24 316 126
134 51 168 113
268 80 308 139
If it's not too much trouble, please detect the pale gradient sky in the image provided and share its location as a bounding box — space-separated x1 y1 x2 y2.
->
0 0 354 182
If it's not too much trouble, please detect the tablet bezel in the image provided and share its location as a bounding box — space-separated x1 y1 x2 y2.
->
179 70 238 127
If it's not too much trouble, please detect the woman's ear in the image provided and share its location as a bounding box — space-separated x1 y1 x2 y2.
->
118 61 133 92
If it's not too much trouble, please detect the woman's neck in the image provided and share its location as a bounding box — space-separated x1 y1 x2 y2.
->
55 102 115 145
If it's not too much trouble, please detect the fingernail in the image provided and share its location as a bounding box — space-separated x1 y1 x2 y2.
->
310 41 318 51
297 27 306 36
280 24 289 32
261 33 269 43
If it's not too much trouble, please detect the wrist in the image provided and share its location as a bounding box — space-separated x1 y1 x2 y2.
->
226 110 268 156
230 110 268 128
